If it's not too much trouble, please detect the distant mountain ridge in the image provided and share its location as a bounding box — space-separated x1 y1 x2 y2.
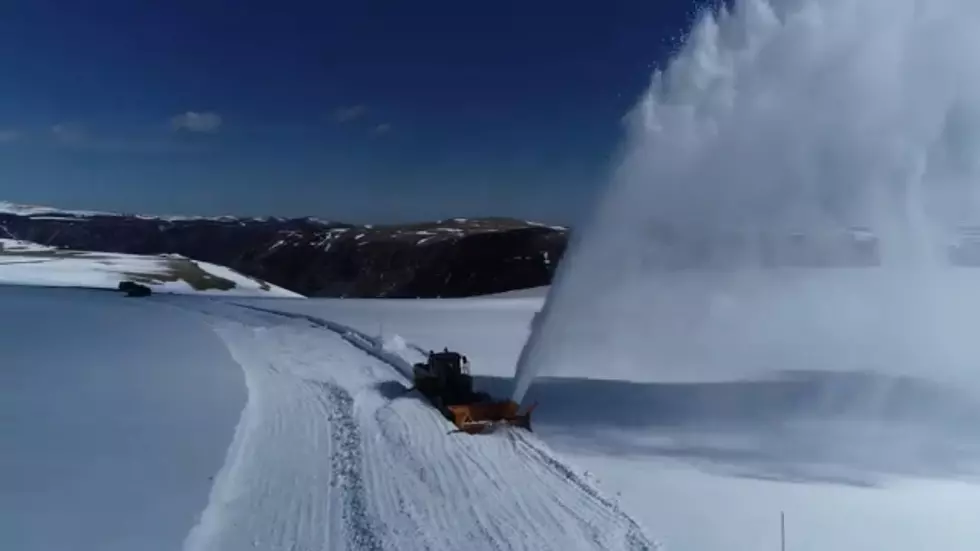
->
7 201 980 298
0 202 569 298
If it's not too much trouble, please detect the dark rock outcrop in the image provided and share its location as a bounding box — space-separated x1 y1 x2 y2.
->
119 281 153 297
0 206 568 298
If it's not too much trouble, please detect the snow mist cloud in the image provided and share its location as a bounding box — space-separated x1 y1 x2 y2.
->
515 0 980 404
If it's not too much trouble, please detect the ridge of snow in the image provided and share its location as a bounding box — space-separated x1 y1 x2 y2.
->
0 201 333 225
0 201 115 218
0 201 568 232
527 221 569 231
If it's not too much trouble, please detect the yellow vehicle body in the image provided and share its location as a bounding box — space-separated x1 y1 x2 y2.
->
447 400 536 434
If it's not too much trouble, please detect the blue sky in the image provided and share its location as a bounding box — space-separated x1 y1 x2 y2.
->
0 0 701 223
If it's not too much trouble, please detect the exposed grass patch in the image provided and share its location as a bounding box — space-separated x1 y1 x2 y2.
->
122 258 238 291
0 247 248 292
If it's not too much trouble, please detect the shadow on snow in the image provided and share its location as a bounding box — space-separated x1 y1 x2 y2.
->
474 371 980 488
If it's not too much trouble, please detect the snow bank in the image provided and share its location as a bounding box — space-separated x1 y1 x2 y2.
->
1 287 246 551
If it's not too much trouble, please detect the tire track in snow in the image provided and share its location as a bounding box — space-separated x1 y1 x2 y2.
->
506 430 658 551
182 351 340 551
171 300 390 551
366 392 508 551
313 380 384 551
358 376 658 550
358 388 439 551
231 303 416 380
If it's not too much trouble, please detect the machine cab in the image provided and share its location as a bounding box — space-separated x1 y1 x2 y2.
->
427 348 470 376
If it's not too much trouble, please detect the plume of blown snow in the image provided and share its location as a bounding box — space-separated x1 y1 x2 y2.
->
514 0 980 405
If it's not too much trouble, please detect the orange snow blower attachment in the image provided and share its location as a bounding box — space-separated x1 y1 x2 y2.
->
411 348 537 435
448 401 537 435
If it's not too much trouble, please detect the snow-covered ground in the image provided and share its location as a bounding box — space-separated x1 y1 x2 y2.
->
2 287 247 551
0 238 301 297
6 286 980 550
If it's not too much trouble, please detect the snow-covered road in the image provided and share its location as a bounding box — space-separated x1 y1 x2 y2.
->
174 299 657 551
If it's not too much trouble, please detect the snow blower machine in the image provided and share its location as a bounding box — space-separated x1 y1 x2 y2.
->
411 348 536 435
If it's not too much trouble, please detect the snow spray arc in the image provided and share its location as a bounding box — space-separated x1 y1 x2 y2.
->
514 0 980 403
